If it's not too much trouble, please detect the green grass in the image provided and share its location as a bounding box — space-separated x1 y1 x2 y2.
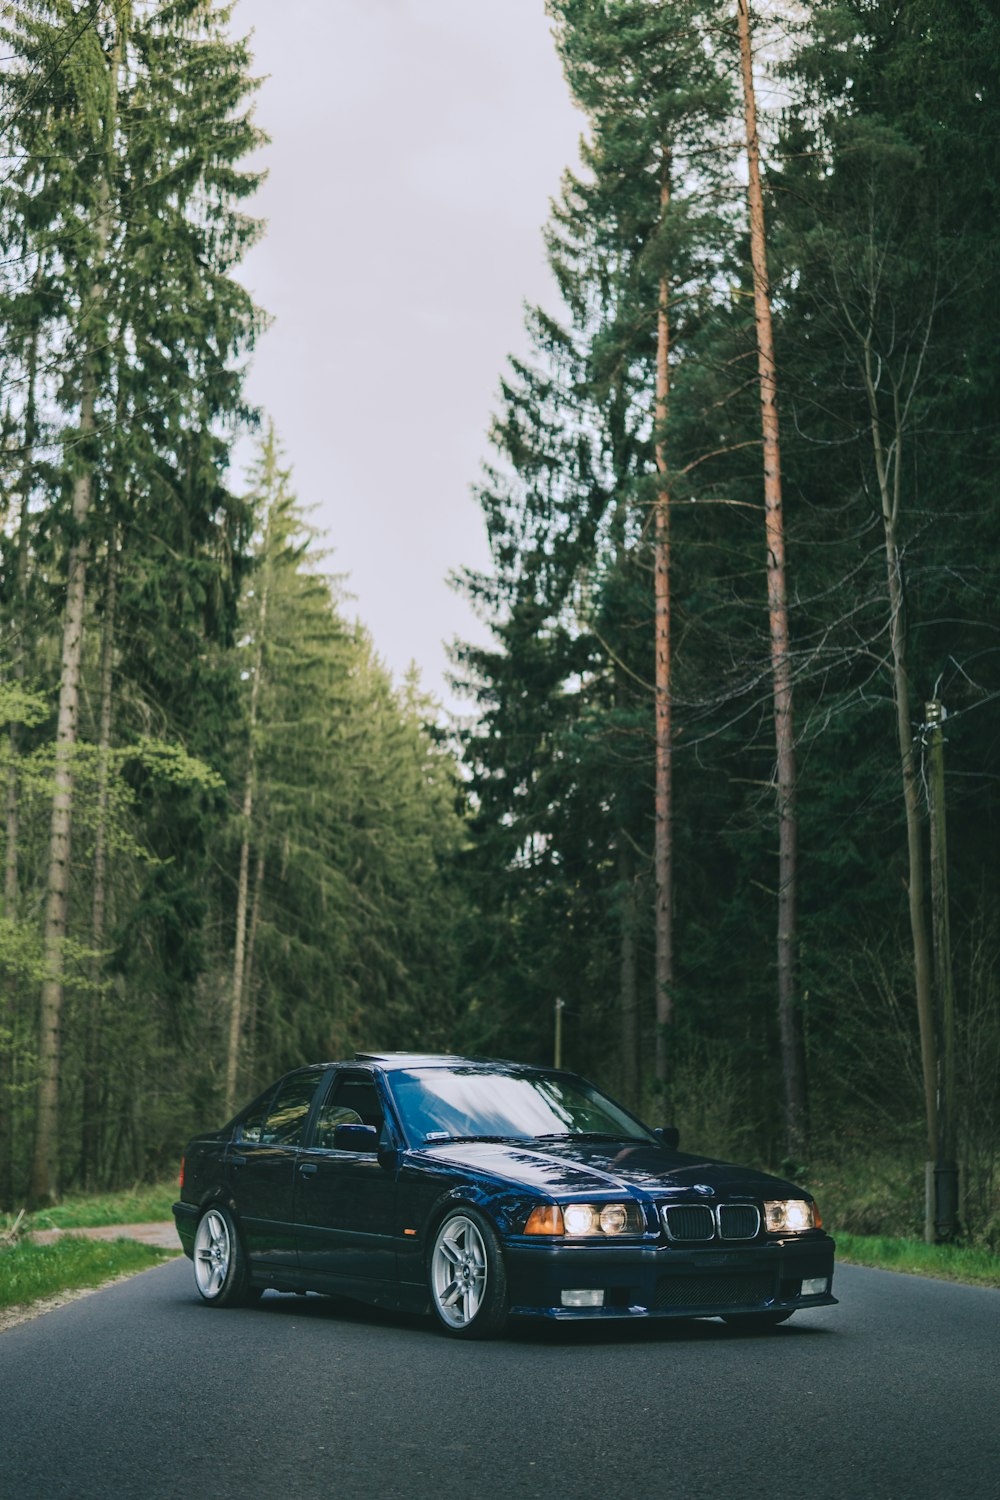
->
834 1231 1000 1288
1 1180 177 1235
0 1236 176 1312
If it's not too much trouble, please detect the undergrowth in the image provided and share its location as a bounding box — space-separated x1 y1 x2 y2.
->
0 1237 175 1312
1 1180 177 1236
833 1232 1000 1289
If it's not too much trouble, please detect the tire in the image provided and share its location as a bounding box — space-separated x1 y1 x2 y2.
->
192 1205 260 1308
720 1310 794 1332
429 1206 509 1339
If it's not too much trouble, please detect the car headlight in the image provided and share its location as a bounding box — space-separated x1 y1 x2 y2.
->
524 1201 644 1236
763 1199 817 1233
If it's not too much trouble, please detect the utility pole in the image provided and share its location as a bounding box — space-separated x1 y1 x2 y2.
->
925 700 959 1241
554 997 565 1070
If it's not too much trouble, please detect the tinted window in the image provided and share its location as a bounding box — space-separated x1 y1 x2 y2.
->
314 1072 384 1149
260 1072 323 1146
239 1101 270 1145
236 1084 278 1144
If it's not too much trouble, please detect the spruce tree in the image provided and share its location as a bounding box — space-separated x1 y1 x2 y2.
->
0 0 263 1200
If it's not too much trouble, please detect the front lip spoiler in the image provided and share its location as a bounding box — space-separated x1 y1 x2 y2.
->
511 1292 839 1320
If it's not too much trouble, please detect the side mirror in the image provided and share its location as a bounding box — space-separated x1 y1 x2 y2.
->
333 1122 379 1153
655 1125 680 1151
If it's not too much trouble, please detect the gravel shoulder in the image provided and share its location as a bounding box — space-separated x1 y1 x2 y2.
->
28 1220 180 1250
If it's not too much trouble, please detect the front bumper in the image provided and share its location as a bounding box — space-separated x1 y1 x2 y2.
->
503 1232 837 1320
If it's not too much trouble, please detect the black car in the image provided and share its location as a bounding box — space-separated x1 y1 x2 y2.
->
173 1053 837 1338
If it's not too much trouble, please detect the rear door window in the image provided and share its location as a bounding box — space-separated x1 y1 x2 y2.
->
260 1072 324 1146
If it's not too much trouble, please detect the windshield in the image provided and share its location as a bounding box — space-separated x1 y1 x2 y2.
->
387 1067 655 1146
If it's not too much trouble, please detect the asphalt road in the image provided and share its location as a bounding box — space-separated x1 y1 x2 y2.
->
1 1257 997 1500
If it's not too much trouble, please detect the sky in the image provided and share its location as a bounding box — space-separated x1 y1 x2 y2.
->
230 0 584 715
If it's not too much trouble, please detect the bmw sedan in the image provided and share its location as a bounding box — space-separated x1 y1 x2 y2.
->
173 1053 837 1338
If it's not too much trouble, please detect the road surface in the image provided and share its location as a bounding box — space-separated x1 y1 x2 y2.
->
1 1257 996 1499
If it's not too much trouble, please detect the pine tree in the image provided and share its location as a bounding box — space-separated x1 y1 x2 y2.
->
539 1 731 1098
764 0 1000 1197
0 0 263 1200
734 0 807 1157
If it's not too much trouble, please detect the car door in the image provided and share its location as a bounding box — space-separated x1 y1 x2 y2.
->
295 1068 399 1295
226 1067 328 1271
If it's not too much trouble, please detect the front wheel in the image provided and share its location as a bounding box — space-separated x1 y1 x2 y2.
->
720 1310 793 1332
429 1207 508 1339
193 1205 260 1307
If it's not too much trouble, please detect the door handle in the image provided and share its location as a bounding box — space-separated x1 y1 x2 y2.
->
298 1162 318 1177
229 1154 247 1170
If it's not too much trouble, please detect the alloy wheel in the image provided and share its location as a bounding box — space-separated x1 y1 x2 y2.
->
194 1208 231 1298
431 1214 488 1329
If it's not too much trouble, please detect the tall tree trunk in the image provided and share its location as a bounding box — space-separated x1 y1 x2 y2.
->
241 847 266 1093
31 22 122 1204
82 531 118 1188
224 564 270 1117
4 255 43 916
32 385 97 1203
225 770 255 1118
736 0 808 1160
618 839 640 1111
862 350 937 1173
1 266 42 1208
653 163 674 1103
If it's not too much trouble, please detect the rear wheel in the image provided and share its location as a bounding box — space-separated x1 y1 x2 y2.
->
193 1205 260 1307
429 1207 508 1339
720 1310 793 1332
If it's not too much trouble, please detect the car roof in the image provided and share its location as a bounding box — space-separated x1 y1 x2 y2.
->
353 1052 546 1073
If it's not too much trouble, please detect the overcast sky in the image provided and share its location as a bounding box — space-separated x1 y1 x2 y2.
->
230 0 584 713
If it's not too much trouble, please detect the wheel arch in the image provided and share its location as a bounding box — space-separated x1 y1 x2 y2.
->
422 1187 501 1259
421 1184 546 1257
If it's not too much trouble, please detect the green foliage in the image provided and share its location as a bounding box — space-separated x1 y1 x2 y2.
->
1 1179 177 1233
124 739 225 794
1 0 996 1258
0 685 48 729
456 0 1000 1239
833 1233 1000 1289
0 5 467 1209
0 1236 175 1312
223 429 469 1095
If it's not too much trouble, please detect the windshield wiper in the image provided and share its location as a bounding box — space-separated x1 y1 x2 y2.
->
423 1133 522 1145
530 1132 644 1144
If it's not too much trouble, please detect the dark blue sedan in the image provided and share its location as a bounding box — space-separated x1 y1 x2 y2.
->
173 1053 837 1338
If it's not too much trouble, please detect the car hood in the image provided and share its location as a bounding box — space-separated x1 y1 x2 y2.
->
418 1139 806 1201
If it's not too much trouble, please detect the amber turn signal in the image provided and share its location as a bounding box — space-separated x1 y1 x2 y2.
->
524 1204 565 1235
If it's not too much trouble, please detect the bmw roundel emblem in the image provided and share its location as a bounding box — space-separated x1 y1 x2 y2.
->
693 1183 714 1197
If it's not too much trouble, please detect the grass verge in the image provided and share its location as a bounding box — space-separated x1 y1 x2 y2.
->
0 1236 176 1312
834 1231 1000 1289
1 1180 177 1235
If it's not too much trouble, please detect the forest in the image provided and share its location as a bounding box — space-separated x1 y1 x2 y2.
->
0 1 997 1248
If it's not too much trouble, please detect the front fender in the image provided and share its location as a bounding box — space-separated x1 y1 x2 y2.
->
419 1182 542 1246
